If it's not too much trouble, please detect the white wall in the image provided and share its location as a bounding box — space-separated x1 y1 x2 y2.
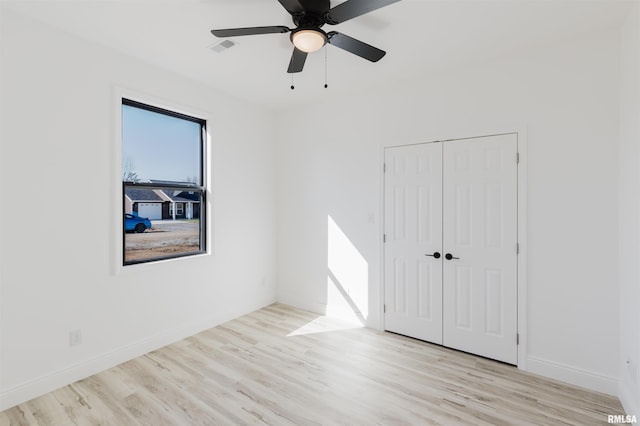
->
0 9 277 410
619 1 640 416
0 2 632 412
276 28 621 394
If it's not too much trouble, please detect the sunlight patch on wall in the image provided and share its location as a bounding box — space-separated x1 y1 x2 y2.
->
327 215 369 322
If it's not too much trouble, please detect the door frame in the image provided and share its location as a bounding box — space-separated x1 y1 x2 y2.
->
380 130 528 371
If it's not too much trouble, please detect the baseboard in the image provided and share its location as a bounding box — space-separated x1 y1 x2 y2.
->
619 381 640 416
0 300 275 412
275 294 328 316
275 295 367 325
527 355 618 396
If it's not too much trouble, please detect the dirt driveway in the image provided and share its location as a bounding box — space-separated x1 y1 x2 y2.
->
125 220 201 262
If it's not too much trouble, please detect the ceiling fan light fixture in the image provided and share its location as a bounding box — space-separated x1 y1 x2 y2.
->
291 29 327 53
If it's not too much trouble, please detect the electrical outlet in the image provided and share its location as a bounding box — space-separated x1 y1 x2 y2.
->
69 329 82 347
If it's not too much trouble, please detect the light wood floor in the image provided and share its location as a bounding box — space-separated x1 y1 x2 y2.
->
0 303 624 425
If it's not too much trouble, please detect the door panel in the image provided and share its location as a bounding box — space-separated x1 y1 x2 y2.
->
454 265 472 330
442 134 518 364
485 269 504 335
384 143 443 343
417 261 434 320
454 184 472 247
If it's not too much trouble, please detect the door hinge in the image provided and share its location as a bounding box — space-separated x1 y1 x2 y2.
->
383 163 387 173
516 242 520 254
517 333 520 345
516 152 520 164
384 304 386 313
383 234 387 243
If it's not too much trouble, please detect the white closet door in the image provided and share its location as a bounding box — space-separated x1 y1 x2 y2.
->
384 143 443 343
442 134 518 364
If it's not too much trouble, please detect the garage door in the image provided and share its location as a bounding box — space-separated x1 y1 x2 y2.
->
138 203 162 220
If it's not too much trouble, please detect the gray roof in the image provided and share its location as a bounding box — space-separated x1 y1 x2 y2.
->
164 191 200 203
125 188 200 204
175 191 200 202
125 188 163 202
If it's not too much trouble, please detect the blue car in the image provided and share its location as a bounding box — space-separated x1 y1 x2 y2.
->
125 213 152 233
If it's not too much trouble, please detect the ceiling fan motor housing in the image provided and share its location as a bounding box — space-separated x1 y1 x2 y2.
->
292 10 327 28
291 0 331 23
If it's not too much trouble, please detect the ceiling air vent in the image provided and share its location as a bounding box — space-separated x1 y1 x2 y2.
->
209 39 235 53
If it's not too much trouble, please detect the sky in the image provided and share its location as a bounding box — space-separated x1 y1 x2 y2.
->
122 104 202 184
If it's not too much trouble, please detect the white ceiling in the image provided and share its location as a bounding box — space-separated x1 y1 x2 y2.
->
1 0 633 110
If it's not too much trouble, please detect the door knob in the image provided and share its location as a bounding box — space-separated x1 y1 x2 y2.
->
445 253 460 260
425 252 441 259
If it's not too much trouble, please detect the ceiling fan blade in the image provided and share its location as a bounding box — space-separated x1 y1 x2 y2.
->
325 0 401 24
287 47 307 73
277 0 305 15
211 26 290 38
327 32 386 62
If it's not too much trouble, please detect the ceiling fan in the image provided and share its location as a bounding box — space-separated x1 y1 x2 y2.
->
210 0 401 73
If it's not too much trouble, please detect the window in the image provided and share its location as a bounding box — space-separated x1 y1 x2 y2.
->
122 98 206 265
168 202 184 217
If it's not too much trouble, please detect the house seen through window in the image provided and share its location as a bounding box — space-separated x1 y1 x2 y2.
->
122 98 206 265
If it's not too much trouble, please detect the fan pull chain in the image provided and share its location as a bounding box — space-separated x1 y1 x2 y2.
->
324 46 328 89
291 74 295 90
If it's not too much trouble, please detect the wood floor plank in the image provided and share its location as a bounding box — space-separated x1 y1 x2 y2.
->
0 303 625 425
